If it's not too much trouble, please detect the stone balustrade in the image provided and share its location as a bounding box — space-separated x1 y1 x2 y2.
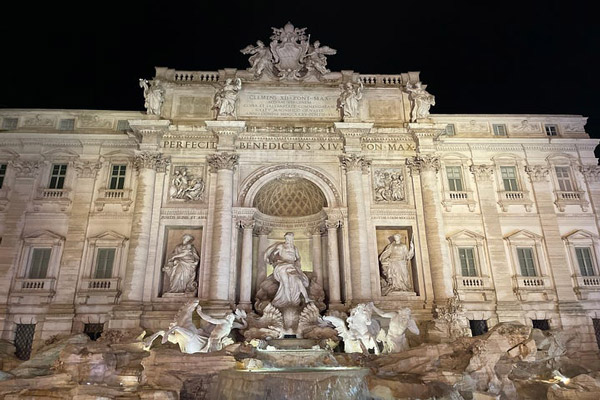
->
359 74 404 86
15 278 56 291
576 276 600 287
37 188 68 199
455 275 492 290
515 275 551 289
82 278 120 291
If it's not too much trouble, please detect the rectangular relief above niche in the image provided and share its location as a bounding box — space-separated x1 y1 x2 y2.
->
161 226 203 297
372 168 407 203
168 166 206 203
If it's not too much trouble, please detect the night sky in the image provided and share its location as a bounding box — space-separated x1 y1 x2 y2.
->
1 1 598 137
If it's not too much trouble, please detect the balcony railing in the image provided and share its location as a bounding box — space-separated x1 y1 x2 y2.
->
81 278 120 291
37 188 68 199
455 276 492 290
498 191 533 212
502 191 524 200
576 276 600 287
359 74 404 86
515 275 552 289
554 191 588 212
95 188 132 211
15 278 56 291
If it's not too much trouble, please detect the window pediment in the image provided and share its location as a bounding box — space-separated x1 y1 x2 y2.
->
504 229 542 244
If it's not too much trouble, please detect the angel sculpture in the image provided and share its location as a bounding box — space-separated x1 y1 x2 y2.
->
143 299 208 354
324 302 384 354
212 78 242 118
303 40 337 75
240 40 274 77
197 306 247 352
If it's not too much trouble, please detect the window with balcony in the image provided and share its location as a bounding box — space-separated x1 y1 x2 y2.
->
550 161 588 212
517 247 537 277
446 166 464 192
501 166 519 191
49 164 67 189
459 247 477 277
27 248 51 279
94 248 116 279
109 165 126 190
555 167 574 192
563 230 600 299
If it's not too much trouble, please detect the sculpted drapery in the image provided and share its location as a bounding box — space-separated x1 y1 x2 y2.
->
163 234 200 293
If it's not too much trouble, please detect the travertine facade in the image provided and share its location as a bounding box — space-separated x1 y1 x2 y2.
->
1 23 599 354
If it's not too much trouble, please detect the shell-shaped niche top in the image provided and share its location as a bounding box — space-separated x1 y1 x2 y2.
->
253 174 327 217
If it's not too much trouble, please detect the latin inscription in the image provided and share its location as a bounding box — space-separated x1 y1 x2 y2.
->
162 140 414 151
238 92 339 118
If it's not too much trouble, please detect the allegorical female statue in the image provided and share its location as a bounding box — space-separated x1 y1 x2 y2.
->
379 234 415 294
264 232 313 308
163 234 200 293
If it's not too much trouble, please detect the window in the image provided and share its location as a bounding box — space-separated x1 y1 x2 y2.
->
555 167 574 192
116 120 130 131
0 163 6 189
576 247 595 276
517 247 537 276
459 247 477 276
532 319 550 331
109 165 126 190
500 166 519 191
446 166 464 191
445 124 455 136
2 118 18 130
493 124 507 136
545 124 558 136
84 323 104 341
94 248 116 278
59 119 75 131
48 164 67 189
469 320 488 336
592 319 600 350
14 324 35 360
28 248 51 279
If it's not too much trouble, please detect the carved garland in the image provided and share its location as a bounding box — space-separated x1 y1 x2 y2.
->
580 165 600 182
12 160 42 178
469 164 495 181
74 160 102 178
525 165 550 182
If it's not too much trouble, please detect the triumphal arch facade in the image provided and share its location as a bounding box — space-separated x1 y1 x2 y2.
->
1 22 600 353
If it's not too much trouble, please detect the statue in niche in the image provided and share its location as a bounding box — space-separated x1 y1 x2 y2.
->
139 78 164 116
169 168 205 201
405 81 435 122
374 170 405 202
379 234 415 294
162 234 199 294
372 305 420 353
212 78 242 118
240 40 274 77
303 40 337 75
337 82 363 119
264 232 313 308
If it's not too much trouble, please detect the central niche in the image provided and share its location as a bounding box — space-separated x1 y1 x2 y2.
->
253 174 327 217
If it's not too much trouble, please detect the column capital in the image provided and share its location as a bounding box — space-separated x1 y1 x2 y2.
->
205 120 246 151
306 224 324 236
325 219 342 230
254 225 272 236
74 160 102 178
406 154 440 174
207 152 239 172
525 165 550 182
406 122 447 152
133 151 170 172
580 165 600 182
12 160 42 178
469 164 495 181
238 218 255 230
340 153 371 173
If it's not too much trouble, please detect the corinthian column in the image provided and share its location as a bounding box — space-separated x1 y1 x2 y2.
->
406 155 453 302
238 218 254 310
121 152 170 304
206 152 239 303
325 219 341 305
307 225 324 286
340 154 372 302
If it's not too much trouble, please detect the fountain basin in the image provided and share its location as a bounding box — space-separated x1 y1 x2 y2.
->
214 367 370 400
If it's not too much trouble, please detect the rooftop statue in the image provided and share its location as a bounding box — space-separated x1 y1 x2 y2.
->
241 22 336 80
212 78 242 119
139 78 164 116
337 82 363 120
405 81 435 122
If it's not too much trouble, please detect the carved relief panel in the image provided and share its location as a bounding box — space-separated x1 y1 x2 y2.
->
372 168 406 203
168 166 206 202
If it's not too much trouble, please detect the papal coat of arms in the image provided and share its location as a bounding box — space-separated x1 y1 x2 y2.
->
241 22 336 81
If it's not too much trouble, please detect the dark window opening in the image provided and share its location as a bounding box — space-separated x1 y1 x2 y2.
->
469 319 488 336
84 323 104 341
592 319 600 350
532 319 550 331
14 323 35 360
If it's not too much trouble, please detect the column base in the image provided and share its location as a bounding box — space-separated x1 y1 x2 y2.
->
199 300 234 317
